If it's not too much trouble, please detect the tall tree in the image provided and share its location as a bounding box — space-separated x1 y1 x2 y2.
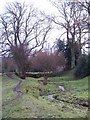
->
0 2 52 79
49 0 88 68
78 0 90 51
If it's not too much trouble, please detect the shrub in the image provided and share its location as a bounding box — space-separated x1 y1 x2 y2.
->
74 54 89 78
30 51 66 72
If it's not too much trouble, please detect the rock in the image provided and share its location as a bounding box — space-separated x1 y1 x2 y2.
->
58 86 65 91
48 95 54 100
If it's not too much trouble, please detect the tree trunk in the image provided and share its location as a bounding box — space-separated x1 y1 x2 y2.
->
66 30 72 69
88 3 90 53
43 73 48 85
71 47 76 69
71 34 76 69
20 71 26 79
71 21 76 69
19 69 26 79
17 67 26 79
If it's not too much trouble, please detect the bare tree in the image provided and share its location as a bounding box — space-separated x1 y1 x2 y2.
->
78 0 90 50
78 0 90 15
0 2 52 79
49 0 88 68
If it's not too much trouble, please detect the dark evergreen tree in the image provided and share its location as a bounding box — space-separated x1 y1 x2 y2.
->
56 39 72 70
56 39 65 53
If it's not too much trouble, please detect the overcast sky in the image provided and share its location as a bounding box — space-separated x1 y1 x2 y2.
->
0 0 58 14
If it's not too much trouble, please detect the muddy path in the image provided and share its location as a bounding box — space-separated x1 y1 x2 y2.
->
48 94 88 108
8 74 23 98
12 77 23 98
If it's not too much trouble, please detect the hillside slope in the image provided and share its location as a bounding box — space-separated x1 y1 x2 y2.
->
2 72 89 118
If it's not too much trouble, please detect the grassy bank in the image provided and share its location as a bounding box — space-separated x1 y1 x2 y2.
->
1 71 89 118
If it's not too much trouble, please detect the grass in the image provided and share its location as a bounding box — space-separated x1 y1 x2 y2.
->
1 70 89 118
